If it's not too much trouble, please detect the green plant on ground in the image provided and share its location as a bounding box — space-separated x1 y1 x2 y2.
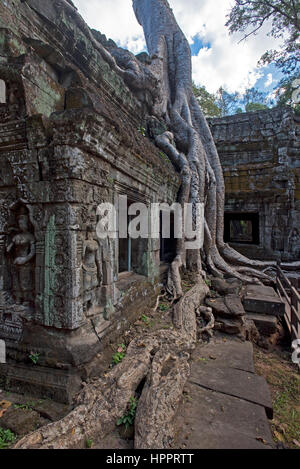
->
117 397 138 429
0 427 16 449
205 278 212 287
112 344 126 366
138 126 146 137
159 151 169 162
272 374 300 445
86 438 93 449
141 314 150 325
159 303 169 312
29 352 40 365
13 402 35 411
254 348 300 448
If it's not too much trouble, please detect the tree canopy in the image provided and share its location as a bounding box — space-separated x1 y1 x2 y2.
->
226 0 300 74
192 84 222 117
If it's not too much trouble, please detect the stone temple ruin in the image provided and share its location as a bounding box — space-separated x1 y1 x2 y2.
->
209 109 300 264
0 0 299 407
0 0 180 402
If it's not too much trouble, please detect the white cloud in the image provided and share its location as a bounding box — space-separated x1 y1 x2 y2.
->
72 0 283 94
264 73 273 88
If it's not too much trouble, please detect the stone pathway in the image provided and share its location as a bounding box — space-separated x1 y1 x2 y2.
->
173 334 275 449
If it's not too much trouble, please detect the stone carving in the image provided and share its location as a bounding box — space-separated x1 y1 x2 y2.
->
288 228 300 259
82 225 102 313
6 208 36 306
271 225 284 252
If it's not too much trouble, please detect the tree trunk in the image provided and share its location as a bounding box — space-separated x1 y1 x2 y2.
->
133 0 274 296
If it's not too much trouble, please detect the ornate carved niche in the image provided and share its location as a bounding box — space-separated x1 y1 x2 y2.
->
6 202 36 308
288 228 300 259
0 202 36 342
0 77 26 122
271 224 284 252
82 224 103 315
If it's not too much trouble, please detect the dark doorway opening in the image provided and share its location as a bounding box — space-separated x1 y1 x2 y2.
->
224 212 260 245
160 210 177 263
118 198 148 275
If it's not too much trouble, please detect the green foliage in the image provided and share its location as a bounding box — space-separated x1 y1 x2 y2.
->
112 344 126 366
193 82 272 117
85 438 93 449
159 151 169 163
106 176 114 186
226 0 300 75
243 87 267 107
205 278 212 287
235 107 244 114
0 427 16 449
216 87 240 116
138 126 146 137
245 102 268 112
159 303 169 312
141 314 150 325
193 83 222 117
275 72 300 115
29 352 40 365
14 402 36 411
117 397 138 429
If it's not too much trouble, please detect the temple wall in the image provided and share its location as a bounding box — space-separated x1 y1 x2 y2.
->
209 108 300 262
0 0 180 402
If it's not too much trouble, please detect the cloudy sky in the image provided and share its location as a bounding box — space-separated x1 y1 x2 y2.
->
72 0 283 96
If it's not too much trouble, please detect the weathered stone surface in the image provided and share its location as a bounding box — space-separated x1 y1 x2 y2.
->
209 108 300 263
211 277 241 295
190 363 273 419
224 294 246 317
173 338 274 449
0 406 39 435
243 285 285 317
192 337 255 373
0 0 180 401
174 384 273 449
214 318 244 335
246 313 278 336
206 294 245 320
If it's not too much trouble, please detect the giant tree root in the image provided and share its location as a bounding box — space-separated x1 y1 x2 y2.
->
14 279 209 450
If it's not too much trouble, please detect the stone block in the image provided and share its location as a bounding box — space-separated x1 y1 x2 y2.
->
0 406 39 435
246 312 278 336
243 285 285 317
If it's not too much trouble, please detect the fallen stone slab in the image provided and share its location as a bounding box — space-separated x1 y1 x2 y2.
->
224 294 246 317
174 383 274 449
214 317 244 335
0 406 39 436
244 285 279 298
190 363 273 419
192 338 255 373
211 278 241 296
206 297 230 316
243 285 285 317
31 400 70 422
246 313 278 336
206 297 243 318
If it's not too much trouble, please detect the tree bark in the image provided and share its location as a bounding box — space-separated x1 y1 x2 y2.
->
132 0 273 296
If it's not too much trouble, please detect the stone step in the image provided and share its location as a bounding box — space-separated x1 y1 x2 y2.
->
246 312 278 336
190 362 273 419
242 285 285 317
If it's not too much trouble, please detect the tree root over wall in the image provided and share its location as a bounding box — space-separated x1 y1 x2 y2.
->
14 279 209 449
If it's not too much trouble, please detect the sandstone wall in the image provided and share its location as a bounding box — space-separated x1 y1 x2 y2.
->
0 0 179 402
209 108 300 262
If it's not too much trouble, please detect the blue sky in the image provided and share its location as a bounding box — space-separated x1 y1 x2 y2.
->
72 0 284 99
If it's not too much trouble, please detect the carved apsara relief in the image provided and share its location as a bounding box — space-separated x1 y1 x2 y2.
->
6 205 36 306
